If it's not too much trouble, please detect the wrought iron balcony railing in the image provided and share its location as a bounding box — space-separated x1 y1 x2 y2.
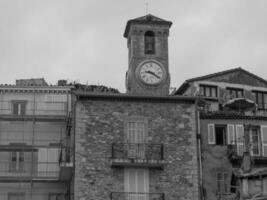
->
110 192 164 200
227 145 267 165
111 143 165 168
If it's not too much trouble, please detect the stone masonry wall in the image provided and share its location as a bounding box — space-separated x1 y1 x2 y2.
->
75 98 199 200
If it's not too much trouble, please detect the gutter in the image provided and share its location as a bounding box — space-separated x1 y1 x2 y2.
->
195 98 204 200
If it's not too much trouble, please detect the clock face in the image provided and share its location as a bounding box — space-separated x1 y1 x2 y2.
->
139 62 164 85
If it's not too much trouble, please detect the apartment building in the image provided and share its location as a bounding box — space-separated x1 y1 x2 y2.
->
73 14 200 200
0 78 73 200
175 68 267 200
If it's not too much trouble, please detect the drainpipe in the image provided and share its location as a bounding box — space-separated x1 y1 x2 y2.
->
195 99 204 200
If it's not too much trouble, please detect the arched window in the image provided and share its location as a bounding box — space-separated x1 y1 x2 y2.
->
144 31 155 54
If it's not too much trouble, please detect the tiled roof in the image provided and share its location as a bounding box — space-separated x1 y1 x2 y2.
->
174 67 267 95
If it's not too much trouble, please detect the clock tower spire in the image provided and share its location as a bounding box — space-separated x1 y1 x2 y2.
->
124 14 172 95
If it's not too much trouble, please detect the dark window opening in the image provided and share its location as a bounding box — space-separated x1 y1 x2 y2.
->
199 85 218 98
230 173 238 193
226 87 244 99
215 125 226 145
253 91 267 110
12 101 26 115
144 31 155 54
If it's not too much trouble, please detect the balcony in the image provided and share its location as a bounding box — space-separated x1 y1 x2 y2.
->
227 145 267 165
59 138 73 181
0 101 68 121
0 161 59 181
110 192 164 200
111 143 165 169
0 146 60 181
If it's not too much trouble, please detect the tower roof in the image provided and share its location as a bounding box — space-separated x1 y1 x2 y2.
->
124 14 172 38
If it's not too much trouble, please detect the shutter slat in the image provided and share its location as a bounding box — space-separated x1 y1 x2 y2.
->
208 124 215 144
236 125 244 156
227 124 235 145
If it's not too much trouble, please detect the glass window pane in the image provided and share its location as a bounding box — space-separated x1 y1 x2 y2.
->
205 87 210 97
264 94 267 109
211 88 217 97
258 93 264 109
200 86 204 96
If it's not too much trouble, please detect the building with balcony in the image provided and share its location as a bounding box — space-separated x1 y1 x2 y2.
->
0 78 74 200
175 68 267 200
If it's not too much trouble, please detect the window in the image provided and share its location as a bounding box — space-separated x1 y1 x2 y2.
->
12 101 26 115
253 91 267 110
125 118 147 159
9 151 24 172
8 192 25 200
216 172 229 194
226 87 244 99
199 85 217 97
215 125 227 145
250 127 260 156
144 31 155 54
208 124 230 145
124 168 149 197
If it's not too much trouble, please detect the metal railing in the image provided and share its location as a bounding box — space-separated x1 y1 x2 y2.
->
0 192 73 200
228 144 267 158
0 101 67 116
111 143 164 160
110 192 164 200
0 161 59 178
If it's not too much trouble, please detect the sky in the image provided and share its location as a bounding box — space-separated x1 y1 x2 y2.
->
0 0 267 92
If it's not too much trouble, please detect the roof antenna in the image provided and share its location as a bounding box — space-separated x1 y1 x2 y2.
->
145 0 149 14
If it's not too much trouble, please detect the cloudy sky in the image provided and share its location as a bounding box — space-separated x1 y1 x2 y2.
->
0 0 267 92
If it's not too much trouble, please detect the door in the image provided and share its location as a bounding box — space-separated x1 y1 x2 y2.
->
126 121 146 159
124 168 149 200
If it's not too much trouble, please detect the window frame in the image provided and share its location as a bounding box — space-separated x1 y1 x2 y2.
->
199 84 218 98
216 172 229 194
9 151 24 173
253 90 267 110
12 100 27 115
144 31 155 55
226 87 244 98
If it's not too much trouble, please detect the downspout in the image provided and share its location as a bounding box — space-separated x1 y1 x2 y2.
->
195 98 204 200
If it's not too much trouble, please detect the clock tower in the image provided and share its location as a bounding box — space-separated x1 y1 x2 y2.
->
124 14 172 95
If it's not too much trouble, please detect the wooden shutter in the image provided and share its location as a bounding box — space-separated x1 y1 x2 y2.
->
208 124 215 144
236 125 244 156
227 124 235 145
38 148 48 176
124 168 149 197
261 126 267 157
47 148 59 176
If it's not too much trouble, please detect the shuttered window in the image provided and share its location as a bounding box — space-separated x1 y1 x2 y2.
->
124 168 149 196
261 126 267 157
227 124 235 145
208 124 215 144
236 125 244 156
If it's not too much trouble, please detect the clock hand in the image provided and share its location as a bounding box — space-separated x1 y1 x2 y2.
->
145 70 160 79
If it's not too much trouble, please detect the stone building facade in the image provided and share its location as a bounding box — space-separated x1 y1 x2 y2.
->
74 94 199 200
